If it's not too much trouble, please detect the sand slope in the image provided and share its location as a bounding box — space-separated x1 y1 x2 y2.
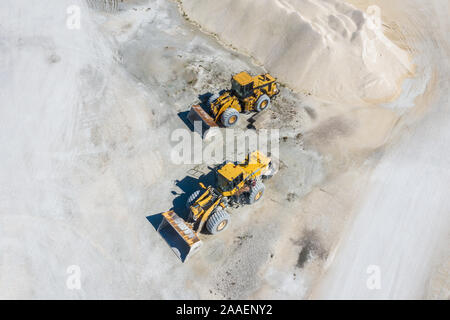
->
313 0 450 299
179 0 414 104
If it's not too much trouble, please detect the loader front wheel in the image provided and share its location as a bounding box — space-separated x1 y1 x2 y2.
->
248 181 265 204
255 94 271 112
221 108 240 127
206 208 230 234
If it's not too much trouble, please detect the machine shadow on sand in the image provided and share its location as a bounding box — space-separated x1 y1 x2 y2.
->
146 168 216 261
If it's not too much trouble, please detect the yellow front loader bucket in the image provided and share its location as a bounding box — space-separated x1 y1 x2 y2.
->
157 210 202 262
187 105 218 137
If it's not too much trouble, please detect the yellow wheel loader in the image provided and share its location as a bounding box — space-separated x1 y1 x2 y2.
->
157 151 276 261
187 72 279 132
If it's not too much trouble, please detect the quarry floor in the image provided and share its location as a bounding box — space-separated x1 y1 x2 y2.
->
0 0 448 299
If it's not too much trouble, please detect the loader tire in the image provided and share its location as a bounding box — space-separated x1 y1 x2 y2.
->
186 190 201 209
208 93 220 105
255 94 271 112
206 207 230 234
248 181 265 204
221 108 240 127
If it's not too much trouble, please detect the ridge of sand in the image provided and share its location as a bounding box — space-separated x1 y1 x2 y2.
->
179 0 414 104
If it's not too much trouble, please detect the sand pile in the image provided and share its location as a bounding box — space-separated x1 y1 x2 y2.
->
179 0 414 104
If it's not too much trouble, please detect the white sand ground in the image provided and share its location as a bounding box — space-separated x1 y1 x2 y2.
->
0 0 448 299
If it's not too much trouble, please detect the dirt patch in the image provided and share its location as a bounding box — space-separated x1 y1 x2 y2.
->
286 192 298 202
234 233 253 247
293 230 327 269
309 116 354 143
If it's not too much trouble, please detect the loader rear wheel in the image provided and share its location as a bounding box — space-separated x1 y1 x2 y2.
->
206 207 230 234
248 181 265 204
186 190 201 209
221 108 240 127
255 94 271 112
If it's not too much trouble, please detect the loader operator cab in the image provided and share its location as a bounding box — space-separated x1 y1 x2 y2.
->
231 72 254 99
216 162 244 193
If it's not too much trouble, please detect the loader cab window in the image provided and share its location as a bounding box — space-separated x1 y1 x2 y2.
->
217 172 243 192
234 173 243 185
232 79 253 99
217 173 232 192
